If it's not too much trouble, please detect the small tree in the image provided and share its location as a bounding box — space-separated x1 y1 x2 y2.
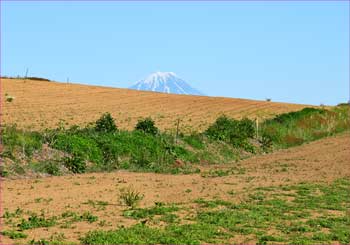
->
95 113 117 133
135 117 158 135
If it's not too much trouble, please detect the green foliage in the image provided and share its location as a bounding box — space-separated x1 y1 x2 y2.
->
0 165 9 177
135 117 159 135
259 133 273 152
18 213 56 230
51 133 103 163
182 133 205 149
81 178 350 244
81 223 223 244
2 106 349 177
1 230 28 239
119 186 144 209
60 210 98 224
63 153 86 174
123 202 178 220
30 160 61 176
1 125 42 158
261 106 350 148
205 116 255 150
200 166 246 178
95 113 117 133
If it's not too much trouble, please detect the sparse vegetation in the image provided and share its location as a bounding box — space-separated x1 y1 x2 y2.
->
82 178 350 244
119 186 144 209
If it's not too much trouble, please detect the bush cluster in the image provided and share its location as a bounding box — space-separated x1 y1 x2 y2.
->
95 113 117 133
135 117 158 135
205 116 255 151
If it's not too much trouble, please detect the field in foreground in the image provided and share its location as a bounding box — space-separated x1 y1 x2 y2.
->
1 132 349 244
1 78 308 131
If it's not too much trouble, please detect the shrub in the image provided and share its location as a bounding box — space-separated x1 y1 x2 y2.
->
1 230 28 239
30 160 61 176
238 118 255 138
260 134 273 153
205 116 255 150
51 133 103 163
18 213 56 230
95 136 120 170
63 153 86 174
183 133 205 149
260 106 350 148
0 166 9 177
135 117 158 135
1 126 42 158
95 113 117 133
119 186 144 209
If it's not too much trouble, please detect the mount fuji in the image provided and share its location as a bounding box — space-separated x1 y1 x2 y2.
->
129 72 204 96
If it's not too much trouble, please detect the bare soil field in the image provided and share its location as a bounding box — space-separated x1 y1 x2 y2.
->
1 132 349 244
1 78 308 131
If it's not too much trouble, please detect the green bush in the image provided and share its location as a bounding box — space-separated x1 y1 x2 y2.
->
30 160 61 176
63 153 86 174
95 113 117 133
183 133 205 149
205 116 255 150
51 133 103 163
119 186 144 209
1 125 42 158
135 117 159 135
261 106 350 148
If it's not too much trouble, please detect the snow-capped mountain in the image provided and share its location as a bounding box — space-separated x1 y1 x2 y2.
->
129 72 204 96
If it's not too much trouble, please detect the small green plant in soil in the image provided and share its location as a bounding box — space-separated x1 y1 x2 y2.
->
119 186 144 209
18 213 57 230
81 178 350 244
1 230 28 239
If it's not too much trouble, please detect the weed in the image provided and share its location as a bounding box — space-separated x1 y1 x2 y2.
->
1 230 28 239
123 202 179 220
18 213 56 230
119 186 144 209
63 153 86 174
81 178 350 244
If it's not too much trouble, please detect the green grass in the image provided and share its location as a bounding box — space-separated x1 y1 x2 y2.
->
2 106 349 177
123 202 179 220
18 213 57 230
1 230 28 239
261 106 350 148
200 166 246 178
81 178 350 244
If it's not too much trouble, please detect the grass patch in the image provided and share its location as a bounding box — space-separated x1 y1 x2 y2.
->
81 178 350 244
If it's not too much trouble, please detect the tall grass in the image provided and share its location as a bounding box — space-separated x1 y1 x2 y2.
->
261 105 350 148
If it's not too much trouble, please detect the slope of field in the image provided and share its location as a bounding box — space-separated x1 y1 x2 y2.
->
1 132 349 244
1 78 308 131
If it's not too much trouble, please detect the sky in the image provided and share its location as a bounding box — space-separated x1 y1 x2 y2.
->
1 1 349 105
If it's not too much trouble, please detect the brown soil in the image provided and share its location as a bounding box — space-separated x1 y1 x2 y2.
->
1 132 349 244
1 78 309 131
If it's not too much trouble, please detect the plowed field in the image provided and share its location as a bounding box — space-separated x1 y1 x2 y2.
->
1 78 308 131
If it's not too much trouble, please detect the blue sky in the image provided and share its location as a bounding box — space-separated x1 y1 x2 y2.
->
1 1 349 105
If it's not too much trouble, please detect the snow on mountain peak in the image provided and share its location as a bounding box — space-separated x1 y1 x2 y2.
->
129 72 204 96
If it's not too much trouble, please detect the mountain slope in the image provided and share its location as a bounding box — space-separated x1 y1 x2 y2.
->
130 72 204 95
